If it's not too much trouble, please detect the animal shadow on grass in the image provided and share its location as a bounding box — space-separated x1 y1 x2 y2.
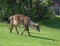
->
30 35 56 41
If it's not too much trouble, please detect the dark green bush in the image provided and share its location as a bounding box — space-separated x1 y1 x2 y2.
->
0 0 53 22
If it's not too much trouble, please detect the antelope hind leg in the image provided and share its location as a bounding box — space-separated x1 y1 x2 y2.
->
15 26 19 34
10 25 13 33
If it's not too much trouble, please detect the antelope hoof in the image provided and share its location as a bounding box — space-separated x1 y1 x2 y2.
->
29 34 31 36
21 33 23 35
17 32 19 35
10 31 12 33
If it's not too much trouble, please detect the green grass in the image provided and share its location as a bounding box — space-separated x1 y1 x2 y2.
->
0 17 60 46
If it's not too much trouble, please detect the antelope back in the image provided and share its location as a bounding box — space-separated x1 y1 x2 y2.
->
10 14 30 26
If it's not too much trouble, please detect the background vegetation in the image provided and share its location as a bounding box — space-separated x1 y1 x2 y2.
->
0 0 52 22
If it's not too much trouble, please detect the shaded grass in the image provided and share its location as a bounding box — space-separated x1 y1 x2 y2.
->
0 16 60 46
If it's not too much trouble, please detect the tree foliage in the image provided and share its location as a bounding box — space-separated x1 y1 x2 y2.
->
0 0 53 22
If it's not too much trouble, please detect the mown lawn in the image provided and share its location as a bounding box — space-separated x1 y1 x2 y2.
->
0 17 60 46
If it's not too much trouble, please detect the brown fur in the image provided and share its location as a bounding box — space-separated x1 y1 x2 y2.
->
9 14 40 36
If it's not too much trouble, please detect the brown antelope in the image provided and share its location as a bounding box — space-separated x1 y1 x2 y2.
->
9 14 40 36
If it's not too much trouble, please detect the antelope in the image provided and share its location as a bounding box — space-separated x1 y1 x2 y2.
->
9 14 40 36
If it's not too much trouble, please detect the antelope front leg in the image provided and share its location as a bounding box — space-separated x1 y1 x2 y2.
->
27 29 31 36
21 29 31 36
21 29 25 35
21 26 31 36
21 25 26 35
26 26 31 36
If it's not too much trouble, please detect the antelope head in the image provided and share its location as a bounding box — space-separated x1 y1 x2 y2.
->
33 23 40 32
